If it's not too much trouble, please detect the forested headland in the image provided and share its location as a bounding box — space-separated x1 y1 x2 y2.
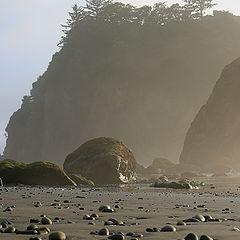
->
4 0 240 165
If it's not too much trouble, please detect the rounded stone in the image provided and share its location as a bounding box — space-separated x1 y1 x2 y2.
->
160 225 176 232
83 214 90 220
102 208 114 212
41 217 52 225
99 205 111 211
99 228 109 236
203 215 212 221
177 221 186 226
49 232 66 240
27 224 38 230
108 234 125 240
90 213 99 218
185 233 198 240
38 226 50 234
126 232 134 236
194 215 205 222
4 226 15 233
184 218 200 223
200 235 213 240
132 233 143 238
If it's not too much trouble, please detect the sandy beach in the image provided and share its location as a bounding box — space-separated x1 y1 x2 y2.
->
0 177 240 240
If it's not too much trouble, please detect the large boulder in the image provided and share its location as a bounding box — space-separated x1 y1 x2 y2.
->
63 137 136 185
0 160 76 186
180 57 240 171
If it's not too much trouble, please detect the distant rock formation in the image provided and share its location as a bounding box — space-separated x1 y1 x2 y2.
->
147 158 175 171
180 57 240 172
0 160 76 186
136 163 146 176
136 158 176 179
4 14 240 165
63 137 136 185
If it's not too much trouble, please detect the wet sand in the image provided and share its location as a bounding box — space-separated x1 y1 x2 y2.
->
1 177 240 240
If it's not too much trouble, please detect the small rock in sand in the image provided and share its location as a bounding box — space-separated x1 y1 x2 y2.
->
160 225 176 232
49 231 66 240
41 217 52 225
194 215 205 222
99 205 114 212
185 233 198 240
231 227 240 231
4 226 15 233
177 221 186 226
199 235 213 240
27 224 38 230
108 234 125 240
99 228 109 235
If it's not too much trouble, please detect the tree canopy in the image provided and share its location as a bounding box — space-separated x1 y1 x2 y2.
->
58 0 217 47
184 0 217 18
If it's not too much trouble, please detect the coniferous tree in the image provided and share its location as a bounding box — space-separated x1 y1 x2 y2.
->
184 0 217 19
134 5 152 24
58 4 86 46
151 2 168 25
85 0 111 19
58 0 218 48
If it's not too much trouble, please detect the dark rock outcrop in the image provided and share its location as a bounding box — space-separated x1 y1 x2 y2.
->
151 181 191 189
63 137 136 185
4 14 240 165
137 158 175 178
0 160 76 186
136 163 146 175
146 158 175 173
180 58 240 171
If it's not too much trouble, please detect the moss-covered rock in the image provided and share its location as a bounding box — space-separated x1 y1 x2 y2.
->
151 178 202 189
151 181 191 189
68 174 94 186
63 137 136 185
0 159 76 186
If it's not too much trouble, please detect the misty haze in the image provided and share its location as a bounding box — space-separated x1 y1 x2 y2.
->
1 0 240 240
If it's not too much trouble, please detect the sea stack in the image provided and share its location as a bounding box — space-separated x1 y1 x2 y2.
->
180 57 240 173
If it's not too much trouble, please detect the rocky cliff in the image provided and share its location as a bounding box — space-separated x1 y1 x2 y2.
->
4 13 240 165
180 57 240 171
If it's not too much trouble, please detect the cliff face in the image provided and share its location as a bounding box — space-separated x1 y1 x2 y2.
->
180 57 240 171
4 15 240 165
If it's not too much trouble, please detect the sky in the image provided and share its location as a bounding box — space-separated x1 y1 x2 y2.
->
0 0 240 154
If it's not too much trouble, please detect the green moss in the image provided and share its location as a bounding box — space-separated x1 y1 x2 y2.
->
1 159 26 168
26 161 61 169
69 174 94 186
0 160 76 186
179 178 201 187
